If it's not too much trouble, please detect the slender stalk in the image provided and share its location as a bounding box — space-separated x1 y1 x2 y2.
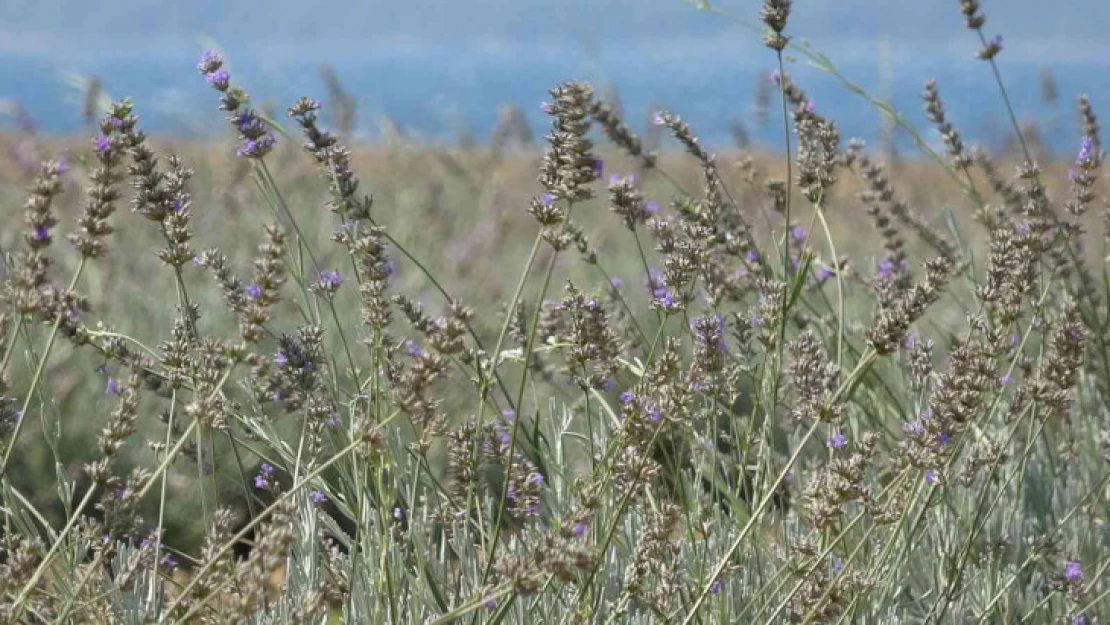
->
813 203 844 370
772 48 795 370
463 232 545 550
681 350 876 624
479 229 567 584
167 436 373 622
680 418 822 625
0 258 87 476
0 316 24 376
9 484 98 621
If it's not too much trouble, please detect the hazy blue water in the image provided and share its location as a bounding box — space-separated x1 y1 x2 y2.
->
1 51 1104 157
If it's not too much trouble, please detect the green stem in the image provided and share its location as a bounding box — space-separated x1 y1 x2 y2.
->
9 484 98 621
0 258 87 477
464 231 544 549
480 228 568 584
680 418 823 625
167 434 376 623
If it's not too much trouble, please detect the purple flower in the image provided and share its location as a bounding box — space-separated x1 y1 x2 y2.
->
1078 136 1094 161
709 579 722 595
619 391 633 406
749 311 761 328
652 111 666 125
692 314 727 355
646 407 661 423
1064 559 1083 582
881 257 908 280
320 269 341 289
54 160 68 175
233 111 261 133
833 558 843 574
791 226 806 242
274 352 288 366
236 134 277 159
483 596 497 611
1073 616 1088 625
191 256 202 267
326 412 340 428
600 377 614 392
245 284 261 299
573 520 587 536
745 250 759 263
1009 333 1020 346
591 157 603 178
645 199 660 215
205 69 230 90
32 225 48 242
646 267 668 299
272 390 281 402
993 33 1004 47
816 266 833 282
93 136 110 156
197 50 223 74
254 463 275 490
539 192 555 206
1068 169 1077 182
402 339 422 358
311 490 326 504
935 432 952 445
609 276 622 290
105 377 119 395
501 408 516 421
769 69 781 85
904 332 918 349
161 554 178 570
1000 374 1011 386
924 470 938 485
383 260 396 278
1015 221 1029 236
540 101 554 113
804 99 816 115
826 431 846 449
527 472 544 485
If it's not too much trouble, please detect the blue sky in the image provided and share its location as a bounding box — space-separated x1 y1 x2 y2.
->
3 0 1108 65
2 0 1107 145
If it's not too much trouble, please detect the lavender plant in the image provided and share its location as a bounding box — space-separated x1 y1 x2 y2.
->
0 1 1107 623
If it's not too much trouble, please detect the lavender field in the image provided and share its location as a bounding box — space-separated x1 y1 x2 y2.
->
0 0 1108 623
